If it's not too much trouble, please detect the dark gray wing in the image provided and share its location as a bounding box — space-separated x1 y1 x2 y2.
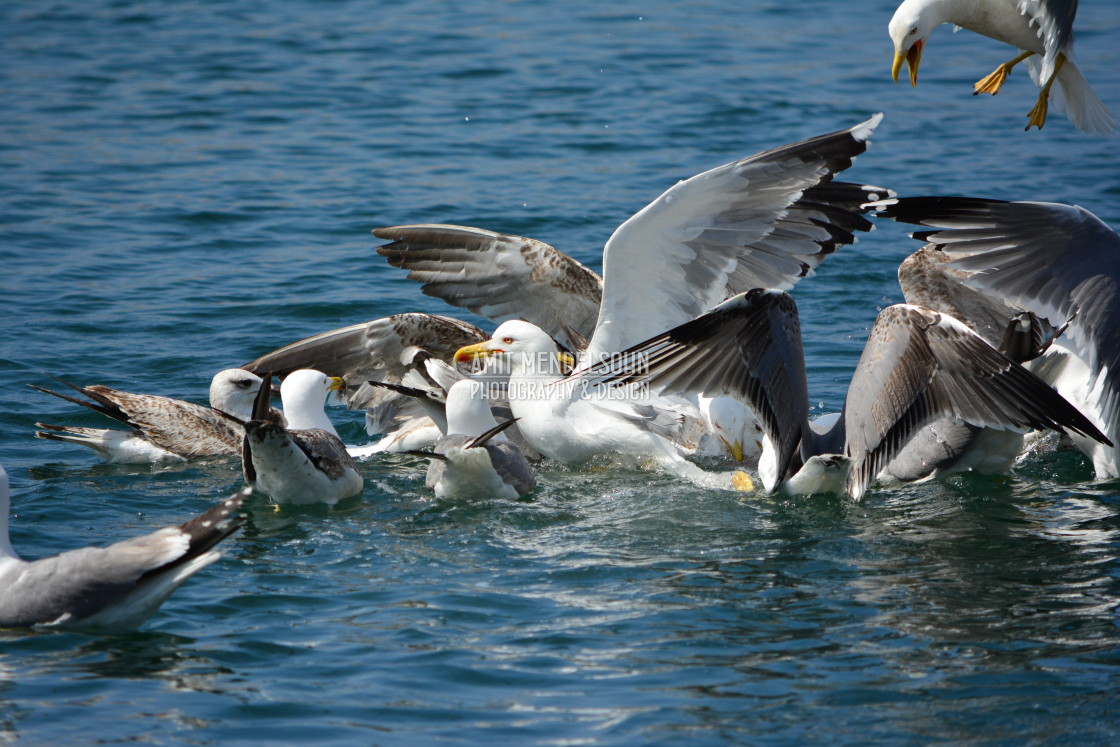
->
426 426 536 497
842 304 1109 499
243 313 488 384
288 429 359 480
242 313 488 435
483 442 536 497
375 224 603 345
571 289 811 491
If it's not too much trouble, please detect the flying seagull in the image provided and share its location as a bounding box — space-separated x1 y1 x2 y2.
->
0 462 246 629
888 0 1114 133
32 369 275 464
242 370 363 505
567 289 1110 498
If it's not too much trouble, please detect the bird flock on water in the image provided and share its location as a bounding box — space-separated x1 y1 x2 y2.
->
3 0 1117 629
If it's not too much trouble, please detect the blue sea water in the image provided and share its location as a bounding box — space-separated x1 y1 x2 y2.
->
2 0 1119 743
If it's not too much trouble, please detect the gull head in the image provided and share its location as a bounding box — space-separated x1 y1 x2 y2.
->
210 369 268 420
454 320 569 377
444 379 500 437
888 0 934 86
279 369 345 432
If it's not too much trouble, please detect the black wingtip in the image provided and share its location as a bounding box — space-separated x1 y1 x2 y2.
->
402 449 447 461
870 195 1012 227
29 381 128 425
138 488 250 584
468 418 519 448
251 373 274 423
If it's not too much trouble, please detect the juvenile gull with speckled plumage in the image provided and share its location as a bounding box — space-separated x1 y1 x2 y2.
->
32 369 276 463
874 195 1120 479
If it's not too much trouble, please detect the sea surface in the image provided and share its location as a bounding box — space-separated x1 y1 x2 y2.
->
2 0 1119 743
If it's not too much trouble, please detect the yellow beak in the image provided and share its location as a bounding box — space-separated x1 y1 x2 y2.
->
892 41 922 86
454 341 499 363
557 351 576 373
721 437 746 463
328 376 345 392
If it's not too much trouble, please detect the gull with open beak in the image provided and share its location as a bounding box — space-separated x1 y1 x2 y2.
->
888 0 1113 133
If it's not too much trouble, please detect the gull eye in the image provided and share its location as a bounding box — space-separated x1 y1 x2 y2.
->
502 336 514 344
909 26 918 36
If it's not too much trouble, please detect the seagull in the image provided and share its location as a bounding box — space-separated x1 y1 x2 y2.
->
888 0 1115 133
568 289 1110 498
364 368 544 461
242 370 363 505
32 369 276 464
0 462 246 629
242 313 492 455
453 319 754 491
872 194 1120 479
407 380 536 500
876 243 1067 481
379 115 891 465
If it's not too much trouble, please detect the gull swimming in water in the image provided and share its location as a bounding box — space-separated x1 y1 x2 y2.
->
380 115 892 465
888 0 1114 133
453 319 726 486
364 365 544 461
242 370 363 505
406 380 536 500
873 194 1120 479
568 289 1110 498
874 243 1066 481
32 369 276 464
0 462 246 629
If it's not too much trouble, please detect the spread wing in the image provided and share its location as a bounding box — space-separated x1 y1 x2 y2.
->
897 245 1027 347
571 289 810 489
842 304 1108 499
243 313 488 384
374 224 603 346
242 313 489 435
874 195 1120 453
586 113 889 359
